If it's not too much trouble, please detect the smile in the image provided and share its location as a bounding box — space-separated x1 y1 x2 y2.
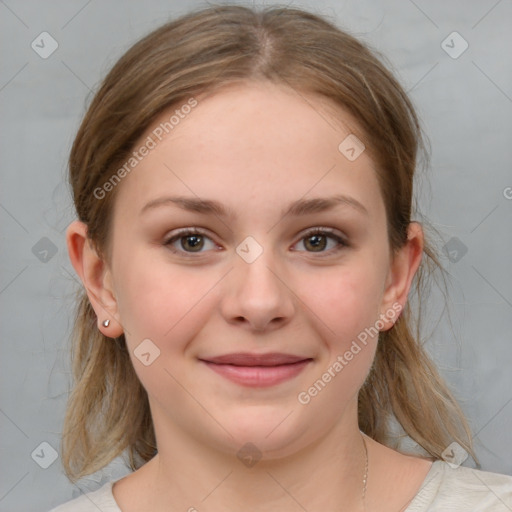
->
199 356 313 387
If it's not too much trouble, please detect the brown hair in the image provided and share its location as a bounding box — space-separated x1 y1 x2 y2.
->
62 4 475 482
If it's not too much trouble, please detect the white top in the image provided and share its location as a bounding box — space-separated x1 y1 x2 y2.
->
48 461 512 511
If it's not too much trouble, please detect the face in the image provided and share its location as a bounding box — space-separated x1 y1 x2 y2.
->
76 81 418 459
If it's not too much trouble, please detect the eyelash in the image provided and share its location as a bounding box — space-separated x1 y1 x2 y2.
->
163 227 348 257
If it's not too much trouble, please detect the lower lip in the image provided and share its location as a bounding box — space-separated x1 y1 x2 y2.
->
201 360 311 387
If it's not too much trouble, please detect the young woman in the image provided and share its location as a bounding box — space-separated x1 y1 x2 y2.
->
50 4 511 511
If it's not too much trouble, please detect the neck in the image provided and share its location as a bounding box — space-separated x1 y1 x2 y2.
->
146 400 368 512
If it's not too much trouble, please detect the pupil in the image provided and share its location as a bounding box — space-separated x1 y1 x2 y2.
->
183 235 203 251
307 234 326 251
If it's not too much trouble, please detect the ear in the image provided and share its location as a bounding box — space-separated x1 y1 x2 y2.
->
66 220 124 338
378 222 424 331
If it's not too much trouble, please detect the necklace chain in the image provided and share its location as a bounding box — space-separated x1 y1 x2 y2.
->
361 433 369 510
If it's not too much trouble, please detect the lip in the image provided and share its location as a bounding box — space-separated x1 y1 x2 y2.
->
199 353 313 387
200 352 310 366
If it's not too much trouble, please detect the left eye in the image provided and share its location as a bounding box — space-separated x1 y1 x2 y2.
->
292 228 347 254
164 228 347 256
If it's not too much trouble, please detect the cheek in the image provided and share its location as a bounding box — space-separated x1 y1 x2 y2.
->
299 262 384 347
113 257 215 399
296 266 381 409
114 250 217 346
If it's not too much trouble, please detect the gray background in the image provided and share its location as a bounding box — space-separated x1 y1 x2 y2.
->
0 0 511 510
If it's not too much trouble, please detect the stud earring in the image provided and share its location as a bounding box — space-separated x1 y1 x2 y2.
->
102 319 110 327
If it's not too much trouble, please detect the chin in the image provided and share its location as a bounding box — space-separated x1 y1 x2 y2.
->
209 407 306 457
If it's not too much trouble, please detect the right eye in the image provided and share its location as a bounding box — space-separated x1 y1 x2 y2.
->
164 228 219 256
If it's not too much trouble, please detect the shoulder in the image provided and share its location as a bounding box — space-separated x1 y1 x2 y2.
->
48 479 122 512
406 461 512 511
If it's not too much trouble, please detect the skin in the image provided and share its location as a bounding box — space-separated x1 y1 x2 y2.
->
67 81 432 511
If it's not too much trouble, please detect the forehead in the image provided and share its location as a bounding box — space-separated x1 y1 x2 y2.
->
111 81 384 223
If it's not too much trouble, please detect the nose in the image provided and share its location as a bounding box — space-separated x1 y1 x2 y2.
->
220 245 295 332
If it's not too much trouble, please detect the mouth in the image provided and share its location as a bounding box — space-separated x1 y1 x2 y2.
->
198 353 313 387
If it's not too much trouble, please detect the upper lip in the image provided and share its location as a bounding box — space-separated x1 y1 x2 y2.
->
199 353 312 366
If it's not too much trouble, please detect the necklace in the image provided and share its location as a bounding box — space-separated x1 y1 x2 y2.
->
361 433 369 510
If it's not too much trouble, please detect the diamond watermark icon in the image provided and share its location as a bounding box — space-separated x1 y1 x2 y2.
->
32 237 58 263
31 441 58 469
236 236 263 264
441 441 468 468
134 338 161 366
442 237 468 263
338 134 365 161
31 32 59 59
237 442 262 468
441 31 469 59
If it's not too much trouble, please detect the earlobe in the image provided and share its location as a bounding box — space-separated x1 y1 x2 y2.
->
65 220 124 338
378 222 424 331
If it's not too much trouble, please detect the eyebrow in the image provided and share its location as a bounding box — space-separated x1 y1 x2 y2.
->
140 194 369 218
